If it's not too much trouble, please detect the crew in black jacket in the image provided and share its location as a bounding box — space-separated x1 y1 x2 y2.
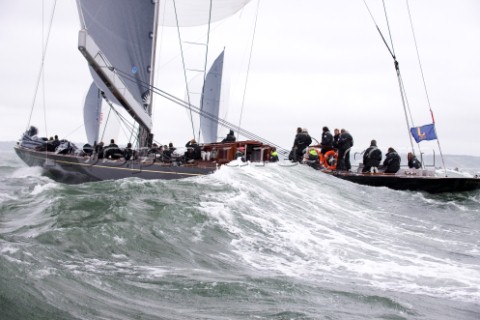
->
362 139 382 173
336 129 354 171
407 152 421 169
222 130 236 143
292 127 312 162
185 139 201 161
383 147 401 173
320 126 333 154
332 128 340 149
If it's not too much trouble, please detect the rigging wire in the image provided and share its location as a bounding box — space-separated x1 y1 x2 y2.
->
405 0 446 174
94 60 288 152
237 0 261 141
26 0 57 133
99 106 112 144
116 68 289 155
152 84 289 154
63 123 85 140
362 0 394 59
197 0 214 142
172 0 196 140
382 0 396 58
103 100 139 146
42 0 48 139
362 0 416 155
406 0 431 109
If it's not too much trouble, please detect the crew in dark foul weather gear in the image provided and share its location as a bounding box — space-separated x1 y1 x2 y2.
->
362 139 382 173
332 128 340 149
383 147 401 173
185 139 202 161
320 126 333 154
46 135 60 151
407 152 421 169
162 142 176 161
95 141 104 159
123 142 136 160
105 139 123 159
291 127 312 162
336 129 353 171
222 129 236 143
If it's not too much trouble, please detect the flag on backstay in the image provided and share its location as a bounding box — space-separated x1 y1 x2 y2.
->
410 124 437 143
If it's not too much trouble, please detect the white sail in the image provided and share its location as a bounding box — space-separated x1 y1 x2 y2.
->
76 0 157 133
159 0 253 27
200 50 225 143
83 82 102 145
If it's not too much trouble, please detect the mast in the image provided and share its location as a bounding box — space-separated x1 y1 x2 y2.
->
140 0 161 148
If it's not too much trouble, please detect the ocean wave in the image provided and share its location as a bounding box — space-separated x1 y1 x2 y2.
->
2 152 480 318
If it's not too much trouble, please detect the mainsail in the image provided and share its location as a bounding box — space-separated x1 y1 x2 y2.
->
76 0 157 144
200 50 225 143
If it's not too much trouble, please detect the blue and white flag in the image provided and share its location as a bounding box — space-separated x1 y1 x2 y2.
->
410 124 437 143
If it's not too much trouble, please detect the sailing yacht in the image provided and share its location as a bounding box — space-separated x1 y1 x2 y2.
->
305 1 480 194
14 0 278 183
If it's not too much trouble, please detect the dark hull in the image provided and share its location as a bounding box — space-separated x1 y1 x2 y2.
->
326 171 480 193
14 146 215 184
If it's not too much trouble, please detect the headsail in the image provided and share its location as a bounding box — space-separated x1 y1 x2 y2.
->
76 0 157 143
200 50 225 143
159 0 253 27
83 82 102 145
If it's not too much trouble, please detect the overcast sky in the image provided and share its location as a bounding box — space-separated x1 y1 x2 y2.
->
1 0 479 157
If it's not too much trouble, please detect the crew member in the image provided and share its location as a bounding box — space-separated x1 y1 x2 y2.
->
105 139 122 159
123 142 136 160
222 130 236 143
270 147 279 162
307 148 321 170
336 129 354 171
320 126 333 154
292 127 312 162
185 139 201 161
383 147 401 173
362 139 382 173
407 152 421 169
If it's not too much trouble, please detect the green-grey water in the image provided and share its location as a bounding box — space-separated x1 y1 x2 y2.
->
1 143 480 319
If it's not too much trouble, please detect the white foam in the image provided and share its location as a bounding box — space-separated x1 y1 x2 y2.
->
10 166 44 179
31 182 58 195
1 244 19 254
0 192 17 203
196 162 480 302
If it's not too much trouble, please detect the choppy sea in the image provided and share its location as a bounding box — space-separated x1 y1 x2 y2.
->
1 142 480 320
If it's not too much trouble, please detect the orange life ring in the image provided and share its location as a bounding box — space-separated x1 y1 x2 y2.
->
323 150 337 170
